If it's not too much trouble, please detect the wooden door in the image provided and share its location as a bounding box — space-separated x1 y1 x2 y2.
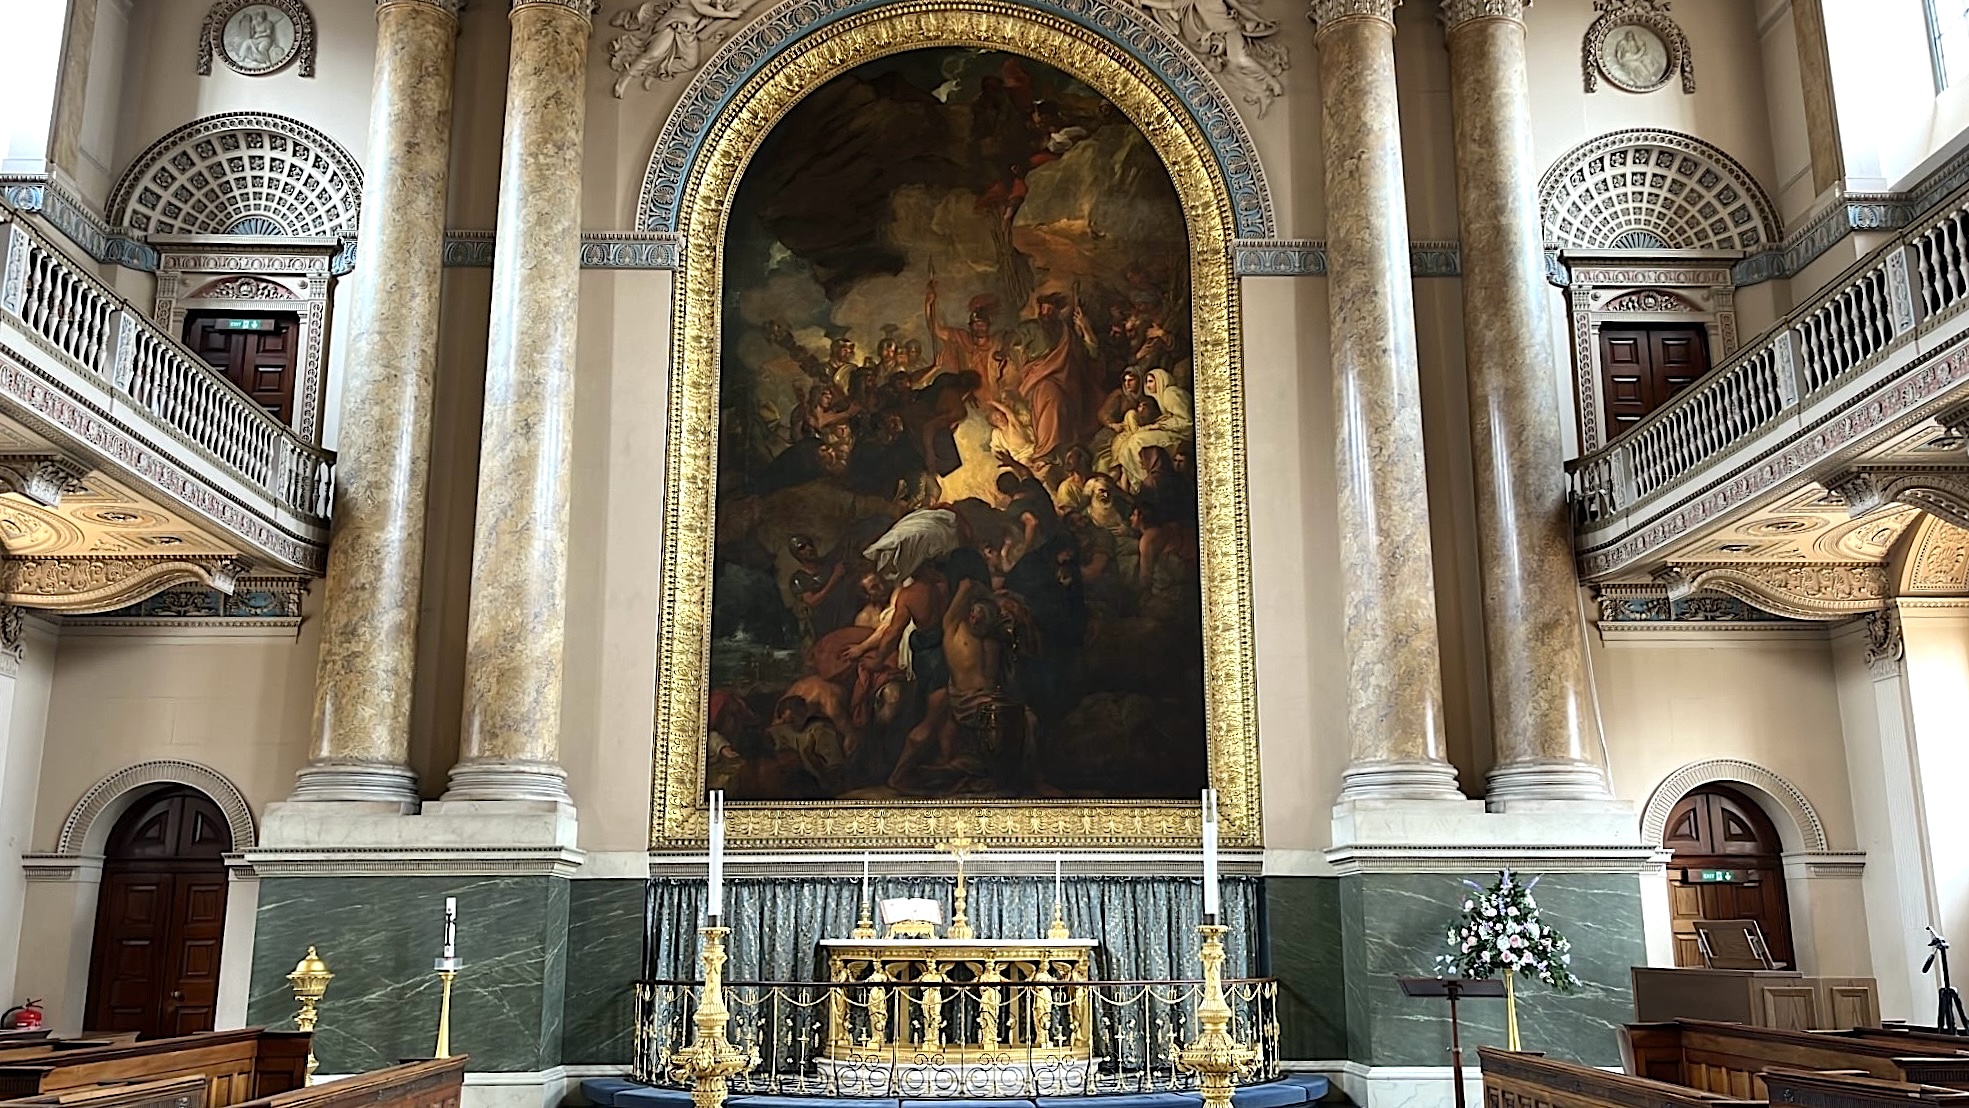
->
1599 323 1712 430
1664 785 1795 969
84 788 232 1038
182 311 301 426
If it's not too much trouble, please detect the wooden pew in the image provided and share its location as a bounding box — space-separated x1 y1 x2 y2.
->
0 1030 309 1108
1621 1020 1969 1097
1811 1028 1969 1054
1481 1049 1969 1108
230 1057 465 1108
0 1075 207 1108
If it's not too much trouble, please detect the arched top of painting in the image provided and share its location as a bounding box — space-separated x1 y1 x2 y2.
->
636 0 1275 238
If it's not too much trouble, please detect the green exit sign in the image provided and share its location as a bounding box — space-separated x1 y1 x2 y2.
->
1688 868 1745 884
219 318 276 332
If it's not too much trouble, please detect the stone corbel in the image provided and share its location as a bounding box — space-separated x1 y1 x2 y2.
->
0 455 88 507
1825 464 1969 534
1 554 253 615
1659 561 1890 620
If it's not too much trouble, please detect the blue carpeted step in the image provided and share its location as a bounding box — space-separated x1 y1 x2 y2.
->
581 1078 644 1107
611 1087 698 1108
901 1100 1037 1108
729 1097 903 1108
1228 1081 1313 1108
1278 1074 1331 1100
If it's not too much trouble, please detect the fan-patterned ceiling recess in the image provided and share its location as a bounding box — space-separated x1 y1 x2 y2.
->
108 113 361 238
1539 128 1779 253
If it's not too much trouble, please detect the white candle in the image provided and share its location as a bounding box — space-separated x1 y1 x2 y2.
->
861 851 871 909
1054 853 1063 906
442 897 457 960
708 790 725 921
1202 788 1220 919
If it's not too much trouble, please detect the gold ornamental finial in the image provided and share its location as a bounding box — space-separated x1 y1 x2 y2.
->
286 947 332 1085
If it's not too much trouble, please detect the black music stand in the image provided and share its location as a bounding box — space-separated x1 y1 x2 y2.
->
1400 977 1507 1108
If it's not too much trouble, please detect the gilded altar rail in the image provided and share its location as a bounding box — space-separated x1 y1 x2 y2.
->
631 976 1281 1098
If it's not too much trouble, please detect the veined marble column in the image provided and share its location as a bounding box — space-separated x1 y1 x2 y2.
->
1311 0 1464 802
444 0 593 803
293 0 462 804
1441 0 1612 803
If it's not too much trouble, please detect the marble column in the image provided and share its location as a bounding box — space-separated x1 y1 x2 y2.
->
1441 0 1612 803
48 0 97 184
293 0 462 805
445 0 593 803
1311 0 1463 802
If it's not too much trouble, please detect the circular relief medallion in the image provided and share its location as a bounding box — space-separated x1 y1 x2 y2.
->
1598 22 1672 93
220 4 298 76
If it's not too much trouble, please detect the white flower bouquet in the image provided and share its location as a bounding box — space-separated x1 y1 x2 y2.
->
1434 868 1578 1048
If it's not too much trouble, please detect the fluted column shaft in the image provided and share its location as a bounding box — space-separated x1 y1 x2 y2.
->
1442 0 1611 802
1312 0 1464 802
294 0 461 804
445 0 593 803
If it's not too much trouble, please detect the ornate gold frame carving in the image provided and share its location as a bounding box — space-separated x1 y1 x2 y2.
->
651 0 1261 849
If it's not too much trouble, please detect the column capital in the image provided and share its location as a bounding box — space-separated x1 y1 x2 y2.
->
1308 0 1400 36
377 0 467 20
510 0 598 19
1438 0 1527 33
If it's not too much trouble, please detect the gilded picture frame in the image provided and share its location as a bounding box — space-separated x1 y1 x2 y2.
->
650 0 1261 849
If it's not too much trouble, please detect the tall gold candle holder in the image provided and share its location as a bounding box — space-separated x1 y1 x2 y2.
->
286 947 333 1085
670 926 753 1108
1177 924 1256 1108
433 956 459 1058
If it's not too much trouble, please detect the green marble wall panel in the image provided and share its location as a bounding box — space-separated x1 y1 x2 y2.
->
1263 877 1346 1060
1338 872 1645 1067
247 875 571 1073
562 879 646 1066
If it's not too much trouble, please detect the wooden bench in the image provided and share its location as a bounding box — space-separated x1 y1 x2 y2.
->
230 1058 465 1108
0 1075 207 1108
1621 1021 1969 1097
0 1030 309 1108
1481 1049 1969 1108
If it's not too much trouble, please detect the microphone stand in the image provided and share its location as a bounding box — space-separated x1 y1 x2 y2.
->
1923 927 1968 1034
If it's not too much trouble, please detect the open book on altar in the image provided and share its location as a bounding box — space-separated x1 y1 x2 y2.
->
878 898 943 927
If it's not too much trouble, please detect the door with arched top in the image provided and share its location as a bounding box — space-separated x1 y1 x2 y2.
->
1663 785 1795 968
83 787 232 1037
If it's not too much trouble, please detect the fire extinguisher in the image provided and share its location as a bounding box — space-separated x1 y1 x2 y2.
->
0 999 44 1030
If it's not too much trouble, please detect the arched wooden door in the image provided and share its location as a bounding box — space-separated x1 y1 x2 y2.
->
83 787 232 1037
1663 785 1795 968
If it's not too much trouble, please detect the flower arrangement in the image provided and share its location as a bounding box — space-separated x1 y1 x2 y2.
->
1435 869 1578 1049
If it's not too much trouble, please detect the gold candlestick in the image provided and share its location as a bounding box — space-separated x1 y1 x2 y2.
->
1178 924 1256 1108
670 926 753 1108
935 831 985 940
433 964 458 1058
286 947 332 1085
1048 899 1070 940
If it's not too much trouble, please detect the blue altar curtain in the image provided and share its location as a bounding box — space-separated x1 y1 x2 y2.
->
643 875 1258 984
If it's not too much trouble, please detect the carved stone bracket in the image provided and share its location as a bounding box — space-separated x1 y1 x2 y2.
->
1863 608 1905 677
1825 464 1969 535
1 554 253 615
1661 561 1890 621
0 455 88 508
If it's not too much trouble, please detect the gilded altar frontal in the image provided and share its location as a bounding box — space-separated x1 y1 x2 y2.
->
651 8 1261 848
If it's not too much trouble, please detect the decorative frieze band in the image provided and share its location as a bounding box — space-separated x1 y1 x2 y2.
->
1232 239 1461 277
443 230 684 269
1658 561 1890 621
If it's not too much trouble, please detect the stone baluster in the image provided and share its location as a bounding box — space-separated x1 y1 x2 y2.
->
444 0 594 803
292 0 463 804
1441 0 1612 803
1310 0 1464 803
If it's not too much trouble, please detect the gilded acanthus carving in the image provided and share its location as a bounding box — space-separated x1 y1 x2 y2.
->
0 455 87 508
0 555 253 615
1438 0 1525 31
1826 465 1969 535
1665 562 1890 621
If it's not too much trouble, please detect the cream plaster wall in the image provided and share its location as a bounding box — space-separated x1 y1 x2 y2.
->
0 619 58 1006
1756 0 1816 228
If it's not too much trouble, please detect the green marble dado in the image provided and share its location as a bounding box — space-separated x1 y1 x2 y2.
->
562 879 646 1066
1340 872 1645 1067
1263 877 1346 1060
247 876 571 1073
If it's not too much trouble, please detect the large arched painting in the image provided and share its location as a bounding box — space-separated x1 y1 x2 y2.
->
707 47 1206 803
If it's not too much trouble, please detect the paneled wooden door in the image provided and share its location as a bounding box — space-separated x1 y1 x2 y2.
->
182 310 302 426
1599 324 1711 431
83 787 232 1038
1663 785 1795 969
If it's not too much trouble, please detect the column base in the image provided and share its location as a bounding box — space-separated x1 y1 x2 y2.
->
287 761 420 807
1335 760 1466 803
443 759 573 804
1485 760 1614 809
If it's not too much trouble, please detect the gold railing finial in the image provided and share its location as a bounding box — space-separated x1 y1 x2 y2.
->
287 946 332 1085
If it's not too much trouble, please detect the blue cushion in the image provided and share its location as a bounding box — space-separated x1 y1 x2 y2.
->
1231 1083 1311 1108
580 1079 643 1107
1278 1075 1331 1100
612 1088 698 1108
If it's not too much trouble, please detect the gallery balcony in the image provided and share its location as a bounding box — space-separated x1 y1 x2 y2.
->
0 201 331 616
1569 177 1969 621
